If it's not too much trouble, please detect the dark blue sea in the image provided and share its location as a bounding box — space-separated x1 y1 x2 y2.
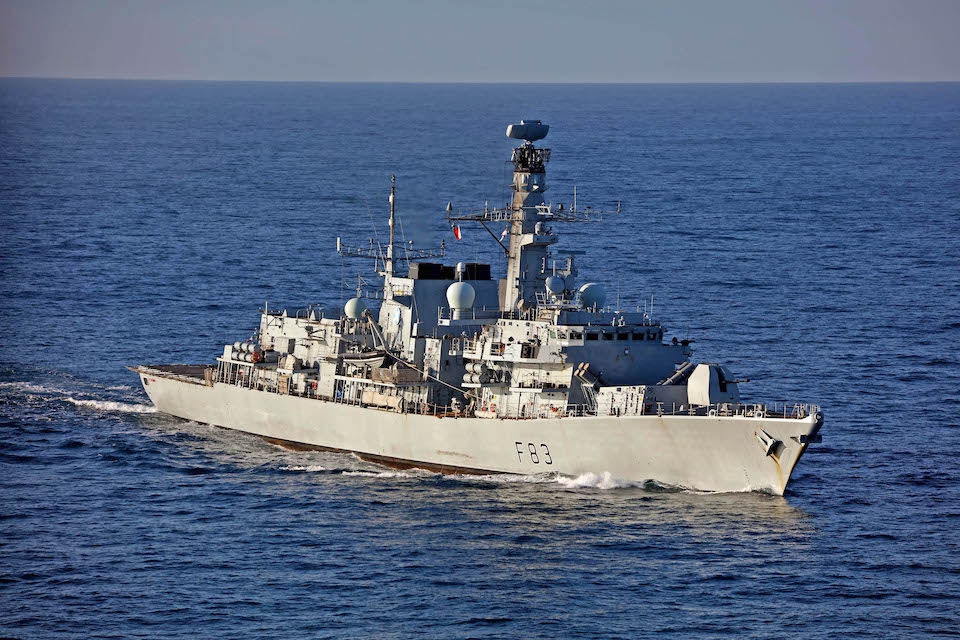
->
1 80 959 638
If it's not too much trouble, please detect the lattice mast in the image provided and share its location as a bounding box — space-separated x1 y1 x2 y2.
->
447 120 619 312
503 121 552 312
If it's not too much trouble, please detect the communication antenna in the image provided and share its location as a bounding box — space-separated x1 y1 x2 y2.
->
387 174 395 278
338 175 445 280
339 253 345 311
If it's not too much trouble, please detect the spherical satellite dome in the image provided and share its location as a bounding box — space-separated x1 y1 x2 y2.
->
446 281 476 310
578 283 607 310
344 297 368 319
545 276 565 294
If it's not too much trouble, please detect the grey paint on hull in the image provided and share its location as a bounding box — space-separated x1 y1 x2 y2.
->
137 369 818 495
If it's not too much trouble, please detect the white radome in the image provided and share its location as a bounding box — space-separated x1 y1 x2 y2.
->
578 283 606 309
344 297 368 319
446 281 476 310
545 275 565 294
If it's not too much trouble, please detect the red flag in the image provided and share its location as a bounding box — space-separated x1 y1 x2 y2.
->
453 225 462 240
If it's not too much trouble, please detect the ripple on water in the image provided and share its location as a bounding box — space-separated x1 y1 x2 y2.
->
1 80 959 639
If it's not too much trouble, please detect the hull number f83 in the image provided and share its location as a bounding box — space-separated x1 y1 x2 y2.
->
515 442 553 465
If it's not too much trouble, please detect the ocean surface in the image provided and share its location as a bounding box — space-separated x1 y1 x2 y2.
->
1 80 959 638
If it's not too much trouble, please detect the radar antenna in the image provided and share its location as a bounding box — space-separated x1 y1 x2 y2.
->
444 120 625 311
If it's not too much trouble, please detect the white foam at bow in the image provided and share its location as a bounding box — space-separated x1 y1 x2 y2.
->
555 471 637 490
467 472 558 484
464 471 637 490
342 470 416 479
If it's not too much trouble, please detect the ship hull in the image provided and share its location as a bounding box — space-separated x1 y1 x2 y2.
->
135 368 819 495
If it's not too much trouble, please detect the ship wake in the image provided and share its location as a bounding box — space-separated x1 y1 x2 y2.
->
0 377 157 415
66 397 158 414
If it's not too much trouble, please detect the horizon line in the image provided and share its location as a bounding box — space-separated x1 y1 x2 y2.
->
2 75 959 86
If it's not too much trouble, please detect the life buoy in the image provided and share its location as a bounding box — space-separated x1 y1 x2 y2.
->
707 408 718 417
755 410 765 419
311 381 318 391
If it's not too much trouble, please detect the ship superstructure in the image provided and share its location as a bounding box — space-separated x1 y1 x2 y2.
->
133 122 822 494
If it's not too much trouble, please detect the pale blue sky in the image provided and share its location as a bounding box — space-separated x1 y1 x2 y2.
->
1 0 958 82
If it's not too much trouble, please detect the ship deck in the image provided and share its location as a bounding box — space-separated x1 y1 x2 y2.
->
131 364 820 422
130 364 210 385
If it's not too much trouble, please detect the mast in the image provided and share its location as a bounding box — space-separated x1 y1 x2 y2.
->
444 121 618 314
336 172 445 280
387 174 396 279
503 120 552 312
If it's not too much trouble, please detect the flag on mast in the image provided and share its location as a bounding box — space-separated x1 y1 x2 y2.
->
453 225 462 240
499 226 509 242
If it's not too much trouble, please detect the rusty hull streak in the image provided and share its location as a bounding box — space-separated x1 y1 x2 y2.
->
769 449 785 494
260 435 498 476
777 441 811 494
757 422 786 493
772 412 821 494
765 431 811 495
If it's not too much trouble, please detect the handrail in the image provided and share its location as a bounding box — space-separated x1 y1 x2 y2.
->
211 363 819 421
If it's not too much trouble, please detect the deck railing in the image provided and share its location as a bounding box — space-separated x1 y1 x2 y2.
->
210 364 819 421
599 401 821 420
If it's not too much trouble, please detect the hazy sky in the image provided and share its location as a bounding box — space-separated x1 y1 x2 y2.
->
1 0 958 82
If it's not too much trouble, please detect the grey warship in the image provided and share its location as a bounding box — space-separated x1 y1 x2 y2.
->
133 121 823 494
